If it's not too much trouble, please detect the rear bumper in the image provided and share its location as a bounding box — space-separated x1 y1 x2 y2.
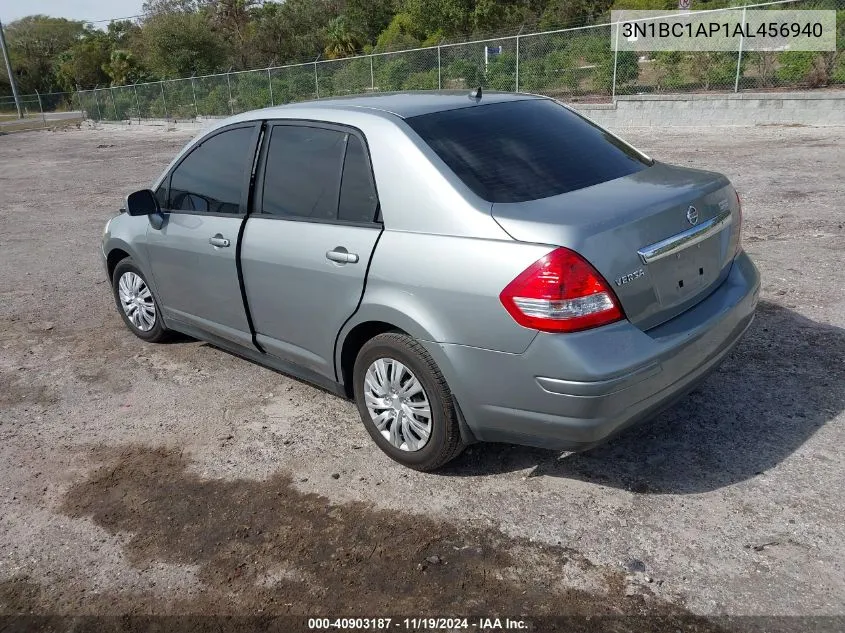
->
423 251 760 451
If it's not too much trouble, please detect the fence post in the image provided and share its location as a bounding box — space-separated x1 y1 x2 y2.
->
109 86 118 121
437 44 442 90
226 72 234 114
160 81 169 119
268 68 274 106
515 33 521 92
191 76 199 117
370 55 375 91
314 59 320 98
133 84 141 123
734 6 747 93
94 86 102 121
35 89 46 127
611 21 620 100
75 86 84 121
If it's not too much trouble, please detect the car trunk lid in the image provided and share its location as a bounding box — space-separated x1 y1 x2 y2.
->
491 162 741 331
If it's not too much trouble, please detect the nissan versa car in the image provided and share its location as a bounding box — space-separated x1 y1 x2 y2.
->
103 91 760 471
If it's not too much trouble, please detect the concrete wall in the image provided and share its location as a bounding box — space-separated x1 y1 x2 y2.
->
572 91 845 127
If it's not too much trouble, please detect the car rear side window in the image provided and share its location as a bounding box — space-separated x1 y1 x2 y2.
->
168 126 254 214
262 125 346 221
338 135 379 223
406 99 652 204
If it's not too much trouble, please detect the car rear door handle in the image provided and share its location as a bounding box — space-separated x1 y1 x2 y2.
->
209 234 230 248
326 247 359 264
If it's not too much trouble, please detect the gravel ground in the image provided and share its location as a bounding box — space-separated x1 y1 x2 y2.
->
0 122 843 629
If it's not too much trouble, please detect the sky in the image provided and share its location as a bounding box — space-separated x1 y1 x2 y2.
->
1 0 144 24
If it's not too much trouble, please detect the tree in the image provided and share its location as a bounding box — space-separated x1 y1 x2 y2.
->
376 13 427 51
141 11 227 77
471 0 507 33
4 16 88 93
400 0 474 40
211 0 260 69
104 49 143 86
142 0 211 15
324 17 361 59
250 0 344 65
106 20 141 47
56 32 112 91
344 0 396 45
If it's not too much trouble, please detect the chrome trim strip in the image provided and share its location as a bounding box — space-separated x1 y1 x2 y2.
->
638 209 732 265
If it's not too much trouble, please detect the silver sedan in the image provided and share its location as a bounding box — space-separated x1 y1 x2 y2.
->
103 91 759 470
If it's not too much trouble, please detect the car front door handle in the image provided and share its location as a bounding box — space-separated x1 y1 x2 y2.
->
326 247 359 264
209 234 230 248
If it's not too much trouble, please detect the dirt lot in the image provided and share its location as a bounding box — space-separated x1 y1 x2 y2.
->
0 122 843 630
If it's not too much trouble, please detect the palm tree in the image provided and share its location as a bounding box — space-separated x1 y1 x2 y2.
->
324 17 359 60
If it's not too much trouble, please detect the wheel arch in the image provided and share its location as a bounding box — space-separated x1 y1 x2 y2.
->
106 247 131 281
104 238 169 331
104 238 158 290
337 319 409 399
335 299 442 397
336 311 478 446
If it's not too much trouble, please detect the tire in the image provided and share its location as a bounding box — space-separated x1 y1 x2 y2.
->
111 257 170 343
353 332 464 471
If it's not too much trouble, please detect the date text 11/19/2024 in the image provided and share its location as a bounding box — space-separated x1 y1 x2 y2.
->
308 617 529 630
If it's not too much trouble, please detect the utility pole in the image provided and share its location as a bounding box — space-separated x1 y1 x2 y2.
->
0 19 23 119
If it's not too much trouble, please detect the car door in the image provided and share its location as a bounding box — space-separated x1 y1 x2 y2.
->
146 122 261 348
240 121 382 380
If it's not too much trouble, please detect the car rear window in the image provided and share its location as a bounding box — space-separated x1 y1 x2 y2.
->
406 99 652 204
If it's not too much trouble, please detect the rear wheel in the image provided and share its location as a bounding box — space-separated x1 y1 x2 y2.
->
353 332 463 471
111 258 170 343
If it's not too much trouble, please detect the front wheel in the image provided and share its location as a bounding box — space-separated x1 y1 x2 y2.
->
111 257 170 343
353 333 464 471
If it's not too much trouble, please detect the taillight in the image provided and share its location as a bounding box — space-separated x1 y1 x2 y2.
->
499 247 624 333
734 189 743 254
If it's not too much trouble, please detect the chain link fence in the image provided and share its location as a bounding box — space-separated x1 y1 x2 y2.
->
1 92 71 121
2 0 841 123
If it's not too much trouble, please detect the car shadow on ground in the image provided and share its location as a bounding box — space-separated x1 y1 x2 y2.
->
441 301 844 493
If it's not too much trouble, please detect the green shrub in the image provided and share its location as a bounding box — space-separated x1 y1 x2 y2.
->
403 69 439 90
485 52 516 91
375 57 411 91
686 52 739 90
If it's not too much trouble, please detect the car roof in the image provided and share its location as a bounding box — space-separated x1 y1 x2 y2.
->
245 90 544 120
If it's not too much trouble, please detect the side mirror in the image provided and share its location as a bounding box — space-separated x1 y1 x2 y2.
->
126 189 160 216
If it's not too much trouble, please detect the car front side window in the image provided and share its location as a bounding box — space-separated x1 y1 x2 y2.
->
167 126 255 215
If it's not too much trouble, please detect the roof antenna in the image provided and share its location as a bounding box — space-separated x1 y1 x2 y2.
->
469 86 482 101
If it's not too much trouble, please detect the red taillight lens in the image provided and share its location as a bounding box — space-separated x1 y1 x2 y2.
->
734 189 743 254
499 247 624 333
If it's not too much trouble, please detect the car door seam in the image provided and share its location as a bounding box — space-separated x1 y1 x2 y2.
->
236 121 268 354
332 226 384 384
235 216 264 354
